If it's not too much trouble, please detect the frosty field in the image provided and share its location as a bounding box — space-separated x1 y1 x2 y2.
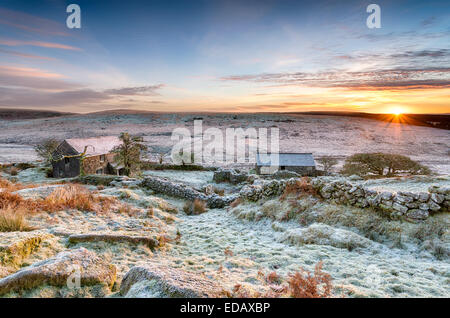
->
0 112 449 174
0 112 449 298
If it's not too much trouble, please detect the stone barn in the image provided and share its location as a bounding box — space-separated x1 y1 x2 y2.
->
256 153 316 176
51 136 124 178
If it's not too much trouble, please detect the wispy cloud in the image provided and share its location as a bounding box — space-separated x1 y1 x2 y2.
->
0 7 70 36
0 48 55 60
0 39 81 51
104 84 165 96
0 65 166 108
221 67 450 90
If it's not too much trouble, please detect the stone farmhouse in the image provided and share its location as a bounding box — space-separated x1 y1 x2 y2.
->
256 153 316 176
51 136 124 178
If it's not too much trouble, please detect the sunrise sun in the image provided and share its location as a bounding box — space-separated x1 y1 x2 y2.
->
390 108 405 116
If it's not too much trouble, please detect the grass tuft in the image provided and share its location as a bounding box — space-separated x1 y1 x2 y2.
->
0 206 35 232
183 199 207 215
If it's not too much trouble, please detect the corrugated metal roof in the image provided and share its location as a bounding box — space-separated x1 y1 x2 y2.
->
65 136 122 156
256 153 315 167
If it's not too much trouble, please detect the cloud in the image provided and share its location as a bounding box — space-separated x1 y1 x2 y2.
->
0 48 55 60
0 7 70 36
104 84 165 96
220 67 450 90
390 49 450 58
0 39 81 51
421 16 436 27
0 87 108 107
0 66 79 91
0 65 166 108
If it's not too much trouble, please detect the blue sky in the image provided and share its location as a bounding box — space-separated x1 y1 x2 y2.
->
0 0 449 113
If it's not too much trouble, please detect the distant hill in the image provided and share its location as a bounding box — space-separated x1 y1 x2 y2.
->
288 111 450 130
0 108 76 120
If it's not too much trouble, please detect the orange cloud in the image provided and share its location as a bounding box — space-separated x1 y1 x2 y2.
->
0 39 81 51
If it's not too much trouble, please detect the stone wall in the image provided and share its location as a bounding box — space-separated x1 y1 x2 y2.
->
239 178 449 220
142 176 238 208
213 168 248 184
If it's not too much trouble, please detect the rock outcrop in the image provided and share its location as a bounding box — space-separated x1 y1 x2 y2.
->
120 264 226 298
0 248 116 295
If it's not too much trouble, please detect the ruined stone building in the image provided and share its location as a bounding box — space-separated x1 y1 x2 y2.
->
51 136 124 178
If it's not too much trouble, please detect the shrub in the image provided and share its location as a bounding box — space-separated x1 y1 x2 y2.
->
266 272 282 284
341 153 431 177
183 199 207 215
287 261 332 298
317 156 339 174
0 206 35 232
231 262 333 298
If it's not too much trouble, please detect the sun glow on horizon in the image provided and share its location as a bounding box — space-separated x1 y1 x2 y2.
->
390 107 406 116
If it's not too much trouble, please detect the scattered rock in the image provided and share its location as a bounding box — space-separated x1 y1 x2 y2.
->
0 231 54 267
120 264 226 297
213 168 247 184
0 248 116 295
13 185 64 199
406 209 429 220
348 175 364 181
268 170 300 179
68 233 160 249
280 223 374 250
143 176 236 208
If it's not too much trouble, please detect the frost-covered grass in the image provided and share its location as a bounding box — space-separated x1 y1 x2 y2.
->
360 175 450 193
150 204 449 297
142 170 214 188
1 163 449 298
231 197 449 258
1 112 449 173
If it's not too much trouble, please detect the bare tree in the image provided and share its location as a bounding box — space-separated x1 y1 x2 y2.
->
112 133 147 176
34 139 60 166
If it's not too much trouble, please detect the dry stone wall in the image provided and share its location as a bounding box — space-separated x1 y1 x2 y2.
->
213 168 248 184
239 178 449 220
142 176 238 208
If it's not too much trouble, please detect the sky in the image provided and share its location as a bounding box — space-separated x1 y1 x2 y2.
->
0 0 449 114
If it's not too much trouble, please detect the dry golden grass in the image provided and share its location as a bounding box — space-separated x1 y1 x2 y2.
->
0 206 35 232
193 199 206 214
230 197 242 208
0 183 122 215
213 187 225 196
224 246 233 257
183 199 207 215
0 176 39 192
266 271 281 284
232 262 333 298
9 167 18 176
